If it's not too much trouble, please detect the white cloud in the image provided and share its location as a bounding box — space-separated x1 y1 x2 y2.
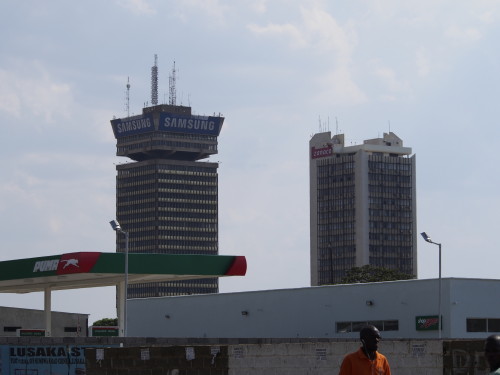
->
249 0 267 14
116 0 156 15
174 0 230 24
445 25 482 43
247 5 364 106
374 67 409 93
416 47 431 77
247 22 306 48
247 5 355 58
0 62 73 125
315 67 367 106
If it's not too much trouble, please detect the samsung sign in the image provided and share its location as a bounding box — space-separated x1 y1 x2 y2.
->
159 113 223 136
110 113 223 138
110 114 154 138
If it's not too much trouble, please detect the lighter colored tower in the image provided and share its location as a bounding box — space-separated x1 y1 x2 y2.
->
309 132 417 285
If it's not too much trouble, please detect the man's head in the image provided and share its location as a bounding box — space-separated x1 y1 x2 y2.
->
485 334 500 371
360 325 381 353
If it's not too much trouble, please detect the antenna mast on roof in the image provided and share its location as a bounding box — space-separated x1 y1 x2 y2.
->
169 61 177 106
125 77 131 117
151 55 158 106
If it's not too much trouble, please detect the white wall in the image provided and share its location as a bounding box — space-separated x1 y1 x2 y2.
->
128 278 500 339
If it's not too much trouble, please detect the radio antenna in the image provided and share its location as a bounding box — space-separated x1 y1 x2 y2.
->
125 77 131 117
169 60 177 106
151 54 158 106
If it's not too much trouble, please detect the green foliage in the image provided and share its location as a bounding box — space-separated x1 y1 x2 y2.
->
92 318 118 326
338 265 414 284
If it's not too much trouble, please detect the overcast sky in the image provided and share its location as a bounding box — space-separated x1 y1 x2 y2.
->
1 0 500 324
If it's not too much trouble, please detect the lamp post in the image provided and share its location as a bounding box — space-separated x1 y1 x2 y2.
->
110 220 129 337
421 232 442 339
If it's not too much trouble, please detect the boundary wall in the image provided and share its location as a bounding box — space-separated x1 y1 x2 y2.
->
0 337 490 375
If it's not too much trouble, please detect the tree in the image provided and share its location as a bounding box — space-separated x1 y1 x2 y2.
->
92 318 118 326
338 265 414 284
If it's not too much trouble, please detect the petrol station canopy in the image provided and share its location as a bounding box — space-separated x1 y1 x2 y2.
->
0 251 247 293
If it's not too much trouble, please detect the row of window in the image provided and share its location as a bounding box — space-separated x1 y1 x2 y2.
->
118 174 217 185
334 318 500 333
368 233 413 241
118 199 217 211
370 221 413 230
119 239 217 248
117 163 217 175
369 185 413 195
3 326 80 332
368 163 412 172
318 222 355 231
117 246 218 253
317 176 355 185
369 174 412 183
118 181 217 194
369 209 413 218
118 210 217 222
369 197 412 206
118 187 218 200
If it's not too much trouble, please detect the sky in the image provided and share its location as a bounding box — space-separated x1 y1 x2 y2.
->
1 0 500 324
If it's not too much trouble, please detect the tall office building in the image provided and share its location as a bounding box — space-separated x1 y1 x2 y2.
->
309 131 417 285
110 103 224 297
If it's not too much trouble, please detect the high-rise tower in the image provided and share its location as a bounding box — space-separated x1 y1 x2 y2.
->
110 64 224 297
309 131 417 285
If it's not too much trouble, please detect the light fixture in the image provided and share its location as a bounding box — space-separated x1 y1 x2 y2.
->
241 310 249 316
366 300 374 306
110 220 121 231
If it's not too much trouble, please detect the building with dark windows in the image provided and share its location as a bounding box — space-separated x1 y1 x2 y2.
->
309 132 416 285
110 104 224 297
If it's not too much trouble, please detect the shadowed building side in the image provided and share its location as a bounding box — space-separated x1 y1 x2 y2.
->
309 132 417 285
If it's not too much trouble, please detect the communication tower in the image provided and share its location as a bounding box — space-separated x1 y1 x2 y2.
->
151 55 158 106
125 77 131 117
169 61 177 106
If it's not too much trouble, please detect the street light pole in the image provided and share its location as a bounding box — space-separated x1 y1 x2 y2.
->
110 220 129 337
421 232 442 339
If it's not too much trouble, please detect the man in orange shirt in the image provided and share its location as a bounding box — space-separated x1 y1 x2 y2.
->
338 325 391 375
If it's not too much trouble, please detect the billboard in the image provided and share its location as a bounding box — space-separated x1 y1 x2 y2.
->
159 113 223 136
1 345 85 375
110 114 155 138
311 146 333 159
110 113 224 138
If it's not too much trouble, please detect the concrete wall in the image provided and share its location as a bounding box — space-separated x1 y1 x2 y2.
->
0 337 491 374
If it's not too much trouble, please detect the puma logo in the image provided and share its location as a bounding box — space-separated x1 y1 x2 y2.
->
60 258 79 269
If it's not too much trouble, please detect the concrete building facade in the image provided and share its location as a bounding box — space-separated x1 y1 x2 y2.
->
128 278 500 340
110 104 224 297
309 131 417 285
0 306 88 337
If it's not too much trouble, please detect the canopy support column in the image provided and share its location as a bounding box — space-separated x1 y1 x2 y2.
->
117 281 125 337
44 287 52 337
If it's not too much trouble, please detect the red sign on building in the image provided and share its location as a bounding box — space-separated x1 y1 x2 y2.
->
311 146 333 159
